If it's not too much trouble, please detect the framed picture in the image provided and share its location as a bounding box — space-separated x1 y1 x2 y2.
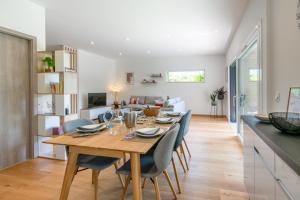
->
126 72 134 84
287 87 300 113
297 0 300 29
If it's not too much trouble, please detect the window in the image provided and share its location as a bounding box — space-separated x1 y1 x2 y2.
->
248 69 259 81
167 70 205 83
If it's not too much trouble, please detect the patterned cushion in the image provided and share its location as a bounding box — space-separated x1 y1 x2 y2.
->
145 96 163 105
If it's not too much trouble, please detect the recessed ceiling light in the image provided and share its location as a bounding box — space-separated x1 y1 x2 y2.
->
125 37 131 41
90 41 95 45
119 52 123 56
147 50 151 54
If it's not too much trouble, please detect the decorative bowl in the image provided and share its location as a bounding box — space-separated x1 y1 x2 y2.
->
143 106 160 117
269 112 300 135
255 114 270 123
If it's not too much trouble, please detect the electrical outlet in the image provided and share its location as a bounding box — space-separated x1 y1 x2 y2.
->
275 92 280 103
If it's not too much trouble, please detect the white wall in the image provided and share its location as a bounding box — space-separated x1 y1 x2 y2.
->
0 0 45 50
116 56 227 115
226 0 268 118
78 50 116 109
268 0 300 112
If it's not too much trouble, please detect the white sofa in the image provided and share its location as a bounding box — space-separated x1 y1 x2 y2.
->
161 97 186 113
123 96 186 113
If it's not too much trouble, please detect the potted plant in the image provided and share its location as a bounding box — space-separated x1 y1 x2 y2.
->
215 87 227 100
210 93 217 106
42 57 55 72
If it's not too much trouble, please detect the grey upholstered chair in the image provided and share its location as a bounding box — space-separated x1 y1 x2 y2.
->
182 110 192 158
171 109 192 193
116 123 180 200
63 119 124 200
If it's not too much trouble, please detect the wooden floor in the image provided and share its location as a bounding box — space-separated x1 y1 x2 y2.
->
0 116 248 200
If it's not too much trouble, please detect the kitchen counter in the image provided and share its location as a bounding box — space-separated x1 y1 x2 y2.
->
242 115 300 176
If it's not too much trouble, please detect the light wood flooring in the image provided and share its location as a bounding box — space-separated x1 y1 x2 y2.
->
0 116 248 200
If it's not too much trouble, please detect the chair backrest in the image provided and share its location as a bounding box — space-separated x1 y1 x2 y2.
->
183 110 192 137
173 111 190 150
63 118 95 133
154 123 180 173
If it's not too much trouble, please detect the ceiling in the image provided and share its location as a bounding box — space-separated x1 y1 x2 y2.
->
31 0 248 59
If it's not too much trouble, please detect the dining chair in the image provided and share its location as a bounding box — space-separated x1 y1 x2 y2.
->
182 110 192 158
170 109 192 194
116 124 180 200
63 119 124 200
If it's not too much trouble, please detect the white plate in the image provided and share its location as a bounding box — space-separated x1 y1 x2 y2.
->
79 124 103 130
136 129 163 138
76 124 106 133
156 118 173 124
166 112 181 117
136 127 160 135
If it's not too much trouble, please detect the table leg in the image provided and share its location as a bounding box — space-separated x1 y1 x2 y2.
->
130 152 142 200
59 151 79 200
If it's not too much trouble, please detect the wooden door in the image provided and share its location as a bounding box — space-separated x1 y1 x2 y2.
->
0 32 30 169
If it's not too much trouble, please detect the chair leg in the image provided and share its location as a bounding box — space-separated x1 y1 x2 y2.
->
163 170 177 199
142 177 147 189
114 163 125 188
92 170 100 200
175 150 186 173
92 169 98 184
171 157 182 193
180 144 189 171
153 177 161 200
183 137 192 158
121 176 131 200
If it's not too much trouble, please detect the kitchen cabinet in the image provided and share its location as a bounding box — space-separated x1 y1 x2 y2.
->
254 147 275 200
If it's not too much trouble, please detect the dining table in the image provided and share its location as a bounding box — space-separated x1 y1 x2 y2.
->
44 115 182 200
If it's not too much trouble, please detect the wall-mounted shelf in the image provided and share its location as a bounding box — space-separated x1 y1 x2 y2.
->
150 73 163 78
141 79 157 84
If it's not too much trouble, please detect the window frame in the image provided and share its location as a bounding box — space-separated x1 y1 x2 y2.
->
166 69 206 83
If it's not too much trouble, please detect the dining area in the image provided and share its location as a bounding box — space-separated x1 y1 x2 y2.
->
45 109 192 200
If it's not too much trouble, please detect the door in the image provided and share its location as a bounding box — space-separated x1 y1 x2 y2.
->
229 61 237 123
237 40 261 134
0 32 30 169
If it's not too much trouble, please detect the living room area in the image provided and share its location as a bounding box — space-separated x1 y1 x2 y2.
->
1 0 300 200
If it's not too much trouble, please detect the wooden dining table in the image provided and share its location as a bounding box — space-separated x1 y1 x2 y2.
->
44 117 179 200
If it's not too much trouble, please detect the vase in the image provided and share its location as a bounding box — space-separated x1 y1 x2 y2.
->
211 101 217 106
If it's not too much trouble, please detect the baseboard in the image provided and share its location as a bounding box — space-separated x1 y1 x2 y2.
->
192 114 228 119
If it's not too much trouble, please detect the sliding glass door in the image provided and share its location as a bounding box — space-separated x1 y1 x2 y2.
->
237 40 261 135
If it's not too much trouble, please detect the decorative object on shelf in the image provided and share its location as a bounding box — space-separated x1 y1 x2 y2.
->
126 72 134 84
143 106 160 117
269 112 300 135
52 126 64 135
297 0 300 29
141 79 157 84
42 57 55 72
287 87 300 113
150 73 163 78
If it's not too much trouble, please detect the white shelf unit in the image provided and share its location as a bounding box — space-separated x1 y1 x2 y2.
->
37 45 78 160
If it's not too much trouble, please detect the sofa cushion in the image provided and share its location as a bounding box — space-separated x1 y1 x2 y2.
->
130 96 146 104
145 96 163 105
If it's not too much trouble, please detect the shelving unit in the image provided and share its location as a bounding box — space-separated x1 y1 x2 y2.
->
37 45 78 160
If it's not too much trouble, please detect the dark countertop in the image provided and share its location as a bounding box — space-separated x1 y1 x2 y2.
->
242 115 300 176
